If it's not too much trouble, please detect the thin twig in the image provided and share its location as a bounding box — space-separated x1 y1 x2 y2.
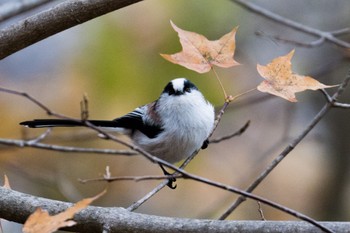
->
79 174 182 184
0 138 137 156
320 89 350 109
257 201 266 221
255 31 326 48
329 27 350 36
209 120 250 144
232 0 350 48
219 68 350 220
127 180 169 211
26 128 51 144
179 170 334 233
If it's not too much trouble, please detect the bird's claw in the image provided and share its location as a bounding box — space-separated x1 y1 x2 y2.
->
159 163 177 189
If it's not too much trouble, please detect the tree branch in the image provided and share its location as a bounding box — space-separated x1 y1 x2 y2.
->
0 137 137 156
231 0 350 48
0 0 143 59
219 69 350 220
1 186 347 233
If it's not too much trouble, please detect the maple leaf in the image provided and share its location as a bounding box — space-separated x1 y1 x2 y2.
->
23 190 106 233
257 50 336 102
161 21 240 73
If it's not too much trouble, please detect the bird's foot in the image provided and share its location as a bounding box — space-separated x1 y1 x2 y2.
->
159 164 177 189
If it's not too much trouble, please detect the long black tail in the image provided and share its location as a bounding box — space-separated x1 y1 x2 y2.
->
20 119 118 128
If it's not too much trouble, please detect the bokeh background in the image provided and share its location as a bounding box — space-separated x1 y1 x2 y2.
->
1 0 350 231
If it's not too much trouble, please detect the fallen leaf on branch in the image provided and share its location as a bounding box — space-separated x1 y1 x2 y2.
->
22 190 106 233
257 50 336 102
161 21 240 73
3 174 11 189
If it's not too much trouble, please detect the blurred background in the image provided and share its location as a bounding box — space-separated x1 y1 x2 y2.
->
1 0 350 231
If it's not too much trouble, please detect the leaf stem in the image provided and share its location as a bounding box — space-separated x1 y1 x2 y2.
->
228 87 257 102
211 67 227 99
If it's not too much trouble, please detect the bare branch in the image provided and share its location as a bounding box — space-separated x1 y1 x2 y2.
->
232 0 350 48
0 137 137 156
79 174 182 184
26 128 52 144
320 89 350 109
127 180 169 211
255 30 326 48
257 202 266 221
219 68 350 220
0 0 143 59
330 27 350 36
209 120 250 144
2 186 348 233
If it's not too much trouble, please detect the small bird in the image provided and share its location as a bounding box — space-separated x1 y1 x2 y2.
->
20 78 215 164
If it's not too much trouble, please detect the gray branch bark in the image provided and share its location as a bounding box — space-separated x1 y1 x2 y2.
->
0 187 349 233
0 0 142 59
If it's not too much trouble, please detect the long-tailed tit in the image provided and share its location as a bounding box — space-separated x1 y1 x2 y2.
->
20 78 215 164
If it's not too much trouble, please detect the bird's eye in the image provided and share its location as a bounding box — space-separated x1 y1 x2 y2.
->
184 87 191 93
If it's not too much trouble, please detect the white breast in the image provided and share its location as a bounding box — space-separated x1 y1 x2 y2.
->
132 90 214 163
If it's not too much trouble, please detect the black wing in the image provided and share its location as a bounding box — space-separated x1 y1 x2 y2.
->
113 106 163 139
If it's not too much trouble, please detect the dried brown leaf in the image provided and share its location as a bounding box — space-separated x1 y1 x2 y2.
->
257 50 336 102
23 190 106 233
161 21 240 73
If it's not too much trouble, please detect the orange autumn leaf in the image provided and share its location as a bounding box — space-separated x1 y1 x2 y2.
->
257 50 336 102
161 21 240 73
23 190 106 233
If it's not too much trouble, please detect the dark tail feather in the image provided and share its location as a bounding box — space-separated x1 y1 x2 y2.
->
20 119 118 128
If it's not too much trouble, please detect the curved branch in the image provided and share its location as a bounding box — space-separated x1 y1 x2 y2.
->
0 0 143 59
232 0 350 48
1 187 349 233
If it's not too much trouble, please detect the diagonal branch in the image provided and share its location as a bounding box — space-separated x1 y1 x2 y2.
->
231 0 350 48
0 0 143 59
219 68 350 220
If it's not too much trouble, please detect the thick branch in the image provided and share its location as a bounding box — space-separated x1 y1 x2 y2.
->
0 0 143 59
0 187 349 233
